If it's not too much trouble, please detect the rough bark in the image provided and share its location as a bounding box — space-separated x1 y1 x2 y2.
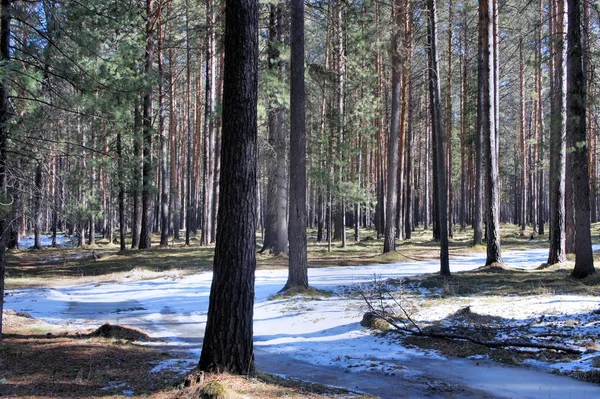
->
158 5 169 247
428 0 450 275
198 0 258 374
567 0 595 278
262 4 288 255
383 0 402 254
131 100 142 249
482 0 502 265
284 0 308 291
0 0 10 339
139 0 155 250
548 0 567 265
202 0 216 246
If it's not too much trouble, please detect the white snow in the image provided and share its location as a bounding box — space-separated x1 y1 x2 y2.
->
18 234 77 248
5 245 600 399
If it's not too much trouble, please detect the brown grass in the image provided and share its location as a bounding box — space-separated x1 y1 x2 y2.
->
0 311 370 399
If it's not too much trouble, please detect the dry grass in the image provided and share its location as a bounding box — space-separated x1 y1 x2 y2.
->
0 311 370 399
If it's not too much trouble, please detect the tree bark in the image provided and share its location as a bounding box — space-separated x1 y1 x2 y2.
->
567 0 595 278
202 0 216 246
548 0 567 265
198 0 258 374
480 0 502 265
0 0 10 339
383 0 402 254
428 0 450 275
262 4 288 255
284 0 308 291
158 4 169 247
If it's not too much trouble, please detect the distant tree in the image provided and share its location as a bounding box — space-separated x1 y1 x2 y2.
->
198 0 259 374
262 3 288 256
284 0 308 290
139 0 155 250
567 0 595 278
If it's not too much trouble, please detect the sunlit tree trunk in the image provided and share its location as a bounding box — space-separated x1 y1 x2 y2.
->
428 0 450 275
198 0 259 374
383 0 402 254
548 0 567 265
284 0 308 291
567 0 595 278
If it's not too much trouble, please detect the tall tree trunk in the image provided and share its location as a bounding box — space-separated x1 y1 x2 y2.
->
548 0 567 265
202 0 216 246
537 0 546 235
33 163 43 249
519 40 527 232
474 3 484 245
460 8 469 232
168 46 180 241
139 0 155 250
567 0 595 278
284 0 308 291
157 3 169 246
198 0 258 374
184 0 194 246
262 4 288 255
383 0 402 254
0 0 11 339
480 0 502 265
131 100 143 249
428 0 450 275
446 0 454 238
117 130 126 251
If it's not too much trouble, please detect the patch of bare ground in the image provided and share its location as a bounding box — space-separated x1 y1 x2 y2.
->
0 311 370 398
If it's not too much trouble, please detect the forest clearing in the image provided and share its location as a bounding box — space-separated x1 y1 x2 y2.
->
2 226 600 398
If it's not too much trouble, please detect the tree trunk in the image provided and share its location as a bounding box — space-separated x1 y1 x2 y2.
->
567 0 595 278
427 0 450 275
519 40 527 232
548 0 567 265
158 6 169 247
480 0 502 265
0 0 11 339
262 4 288 255
131 100 142 249
117 130 126 251
284 0 308 291
537 0 546 236
198 0 258 374
139 0 155 250
33 163 43 249
383 0 402 254
202 0 216 246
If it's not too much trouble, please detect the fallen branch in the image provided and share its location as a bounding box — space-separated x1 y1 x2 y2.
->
360 280 584 355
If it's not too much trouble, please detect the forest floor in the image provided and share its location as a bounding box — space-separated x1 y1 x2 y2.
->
2 224 600 398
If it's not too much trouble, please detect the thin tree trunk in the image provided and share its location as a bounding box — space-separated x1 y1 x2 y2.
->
537 0 546 235
481 0 502 265
0 0 11 339
202 0 216 246
519 40 527 232
548 0 567 265
383 0 402 254
428 0 450 275
158 4 169 247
